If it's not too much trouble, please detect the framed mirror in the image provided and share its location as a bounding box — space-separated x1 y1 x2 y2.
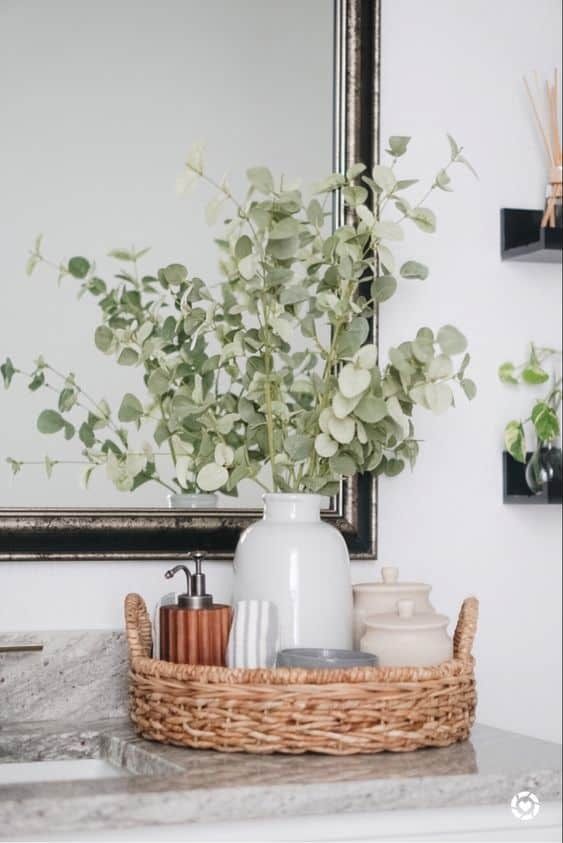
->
0 0 380 560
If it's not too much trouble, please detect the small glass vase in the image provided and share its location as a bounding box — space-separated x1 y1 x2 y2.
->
525 444 560 494
167 493 219 509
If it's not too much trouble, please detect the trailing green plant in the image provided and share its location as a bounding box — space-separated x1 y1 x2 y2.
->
499 343 562 463
2 134 477 496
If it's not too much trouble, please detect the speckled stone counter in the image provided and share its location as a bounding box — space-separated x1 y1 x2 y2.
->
0 720 560 839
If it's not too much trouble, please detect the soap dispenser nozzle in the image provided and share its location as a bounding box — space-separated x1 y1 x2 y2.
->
164 554 213 610
164 564 192 595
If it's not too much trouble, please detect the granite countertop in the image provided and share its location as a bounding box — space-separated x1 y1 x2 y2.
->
0 719 561 839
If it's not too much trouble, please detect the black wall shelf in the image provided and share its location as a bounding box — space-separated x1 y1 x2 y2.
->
503 451 562 504
501 208 562 263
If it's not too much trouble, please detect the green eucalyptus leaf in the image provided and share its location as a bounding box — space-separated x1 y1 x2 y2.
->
247 166 274 194
44 456 57 478
437 325 467 355
1 357 16 388
409 207 436 233
384 458 405 477
234 235 253 260
68 256 90 279
346 162 367 179
79 422 96 447
329 453 357 476
456 155 478 179
267 236 299 260
335 317 370 357
428 354 453 380
400 260 428 280
372 165 396 193
7 457 23 476
160 263 188 286
118 347 139 366
147 368 170 397
118 393 143 423
63 421 75 440
354 394 388 423
447 133 461 158
58 387 76 413
108 249 135 262
412 328 435 363
86 277 107 296
372 221 404 241
280 286 309 305
285 434 313 461
435 169 452 191
424 382 453 414
395 179 419 191
307 199 324 227
371 275 397 303
28 371 45 391
37 409 65 434
94 325 114 353
386 135 411 157
460 378 477 400
342 185 369 207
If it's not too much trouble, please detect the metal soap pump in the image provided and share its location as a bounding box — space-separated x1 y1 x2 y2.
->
159 552 232 666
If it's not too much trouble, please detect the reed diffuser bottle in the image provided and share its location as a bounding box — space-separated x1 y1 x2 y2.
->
159 552 232 666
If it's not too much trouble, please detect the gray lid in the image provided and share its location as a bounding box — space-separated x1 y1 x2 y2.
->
164 552 213 610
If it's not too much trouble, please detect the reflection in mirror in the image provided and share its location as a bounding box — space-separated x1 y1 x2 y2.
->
0 0 333 509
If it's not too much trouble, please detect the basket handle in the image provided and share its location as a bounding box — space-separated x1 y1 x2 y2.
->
453 596 479 660
124 593 153 660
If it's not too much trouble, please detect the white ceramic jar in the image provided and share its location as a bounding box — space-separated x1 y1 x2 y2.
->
233 493 353 650
352 566 434 647
360 600 452 667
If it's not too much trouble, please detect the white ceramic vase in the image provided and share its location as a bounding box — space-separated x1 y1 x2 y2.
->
233 493 353 650
168 493 218 509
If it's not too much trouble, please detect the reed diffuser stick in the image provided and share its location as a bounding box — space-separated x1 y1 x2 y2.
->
524 70 562 228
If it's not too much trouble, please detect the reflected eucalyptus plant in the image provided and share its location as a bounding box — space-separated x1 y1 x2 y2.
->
2 251 261 495
2 134 477 496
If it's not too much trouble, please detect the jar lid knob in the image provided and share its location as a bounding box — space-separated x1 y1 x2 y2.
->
381 566 399 584
397 599 415 619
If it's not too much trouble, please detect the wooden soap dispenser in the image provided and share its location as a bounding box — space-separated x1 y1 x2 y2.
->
159 552 232 666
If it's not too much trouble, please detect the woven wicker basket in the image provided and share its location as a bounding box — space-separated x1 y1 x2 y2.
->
125 592 478 755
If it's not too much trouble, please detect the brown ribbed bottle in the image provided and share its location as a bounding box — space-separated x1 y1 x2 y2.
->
159 553 232 666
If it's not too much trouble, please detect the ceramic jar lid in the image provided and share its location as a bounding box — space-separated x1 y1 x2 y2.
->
357 566 430 593
365 599 448 631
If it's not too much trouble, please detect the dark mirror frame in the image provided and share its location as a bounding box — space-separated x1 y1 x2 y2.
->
0 0 381 562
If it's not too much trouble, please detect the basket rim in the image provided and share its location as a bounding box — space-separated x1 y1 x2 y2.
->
129 652 475 686
125 592 479 686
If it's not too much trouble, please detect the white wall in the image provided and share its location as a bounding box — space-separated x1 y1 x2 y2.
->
1 0 562 743
377 0 562 742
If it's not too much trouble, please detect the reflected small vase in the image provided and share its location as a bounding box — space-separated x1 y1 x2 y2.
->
233 493 353 650
167 493 219 509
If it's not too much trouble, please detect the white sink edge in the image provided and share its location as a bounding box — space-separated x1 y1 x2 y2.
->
0 758 128 785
